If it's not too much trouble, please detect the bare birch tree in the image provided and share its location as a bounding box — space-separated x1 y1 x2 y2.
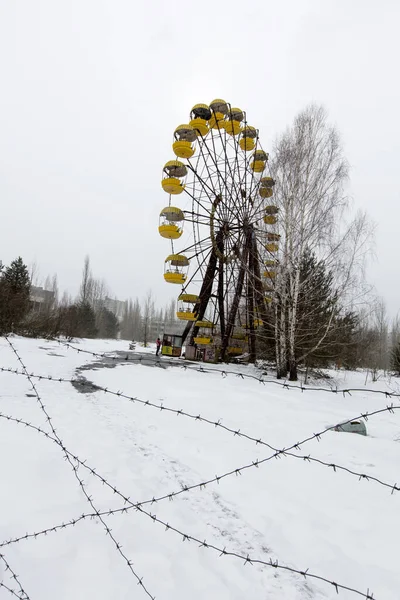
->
141 290 154 347
272 105 373 380
79 255 94 305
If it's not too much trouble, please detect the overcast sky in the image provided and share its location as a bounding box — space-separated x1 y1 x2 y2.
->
1 0 399 315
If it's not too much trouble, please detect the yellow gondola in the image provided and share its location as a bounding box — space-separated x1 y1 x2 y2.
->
190 103 211 137
179 293 199 303
227 347 243 355
260 176 275 188
263 205 278 225
224 120 241 136
253 150 269 162
176 311 196 321
231 332 247 340
176 293 199 321
239 125 257 151
264 270 276 279
250 160 266 173
194 337 213 345
265 242 279 253
239 137 255 151
195 320 214 328
229 108 244 121
159 207 184 239
210 99 228 114
266 233 280 241
173 124 197 159
242 125 257 138
194 318 214 345
164 254 189 284
161 160 187 195
224 107 243 136
265 259 278 268
209 113 225 130
259 187 274 198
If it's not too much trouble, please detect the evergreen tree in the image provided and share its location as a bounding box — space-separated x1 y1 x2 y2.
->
96 307 119 338
77 301 98 338
60 301 98 339
328 311 359 369
283 248 338 376
391 341 400 376
0 257 31 333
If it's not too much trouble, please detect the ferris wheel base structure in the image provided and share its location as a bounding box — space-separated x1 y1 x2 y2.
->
158 100 279 362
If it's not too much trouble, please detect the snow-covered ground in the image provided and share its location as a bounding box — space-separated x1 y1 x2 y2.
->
1 336 399 600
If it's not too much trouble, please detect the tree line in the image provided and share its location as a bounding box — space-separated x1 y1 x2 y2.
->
0 255 178 344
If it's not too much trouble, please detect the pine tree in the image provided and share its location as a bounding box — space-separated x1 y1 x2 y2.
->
391 341 400 376
96 307 119 338
294 248 337 371
77 301 98 338
0 257 31 333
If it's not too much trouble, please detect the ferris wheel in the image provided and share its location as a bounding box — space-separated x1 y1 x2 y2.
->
158 99 279 361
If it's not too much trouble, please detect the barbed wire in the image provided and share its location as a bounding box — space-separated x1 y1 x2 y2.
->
0 498 377 599
0 401 396 600
0 581 26 599
59 341 400 399
0 553 30 600
0 340 392 598
2 399 399 530
2 365 400 496
3 337 155 600
0 410 377 600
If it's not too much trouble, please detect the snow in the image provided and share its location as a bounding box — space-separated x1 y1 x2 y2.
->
1 337 400 600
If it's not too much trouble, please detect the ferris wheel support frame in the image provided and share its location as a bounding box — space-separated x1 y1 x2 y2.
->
252 233 273 357
185 229 222 346
247 240 257 362
220 225 254 361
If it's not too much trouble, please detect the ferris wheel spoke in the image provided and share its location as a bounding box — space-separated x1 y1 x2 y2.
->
187 154 236 222
198 133 228 198
214 124 244 209
199 136 241 219
182 246 214 293
178 236 213 258
224 119 249 224
182 185 213 218
199 135 243 222
195 136 223 199
183 212 212 227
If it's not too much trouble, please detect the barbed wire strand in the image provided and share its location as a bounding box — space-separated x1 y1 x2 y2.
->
0 472 376 599
2 366 400 496
0 581 26 599
0 409 395 599
1 343 387 599
3 337 155 600
0 553 29 599
59 341 400 399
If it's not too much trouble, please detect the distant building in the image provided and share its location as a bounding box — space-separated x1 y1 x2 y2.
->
150 319 185 340
30 286 55 311
103 297 127 322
